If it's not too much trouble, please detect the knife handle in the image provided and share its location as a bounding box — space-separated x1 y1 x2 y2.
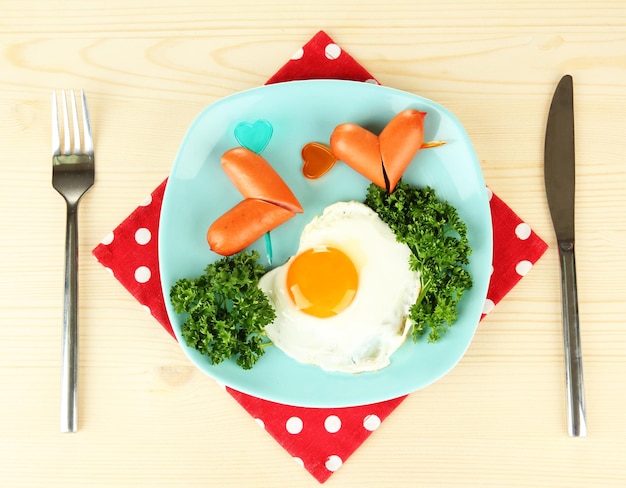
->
558 241 587 437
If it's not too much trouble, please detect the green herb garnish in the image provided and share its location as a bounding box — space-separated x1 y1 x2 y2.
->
170 250 275 370
364 181 473 343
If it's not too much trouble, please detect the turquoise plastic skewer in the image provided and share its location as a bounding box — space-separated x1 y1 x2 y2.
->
265 232 273 266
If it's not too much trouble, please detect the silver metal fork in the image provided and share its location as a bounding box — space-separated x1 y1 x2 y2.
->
52 90 94 433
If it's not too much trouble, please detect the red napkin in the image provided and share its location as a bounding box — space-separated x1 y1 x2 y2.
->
93 31 548 484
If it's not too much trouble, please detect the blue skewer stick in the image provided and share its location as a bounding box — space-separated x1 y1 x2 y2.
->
265 232 273 266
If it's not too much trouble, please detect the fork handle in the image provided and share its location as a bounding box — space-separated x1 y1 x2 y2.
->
61 203 79 433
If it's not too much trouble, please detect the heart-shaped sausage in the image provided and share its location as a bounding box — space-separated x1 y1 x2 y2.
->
208 147 303 256
329 109 426 192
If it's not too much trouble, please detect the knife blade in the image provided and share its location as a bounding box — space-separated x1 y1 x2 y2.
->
544 74 587 437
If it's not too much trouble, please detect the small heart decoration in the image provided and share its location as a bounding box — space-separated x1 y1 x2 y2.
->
301 142 338 179
234 120 273 154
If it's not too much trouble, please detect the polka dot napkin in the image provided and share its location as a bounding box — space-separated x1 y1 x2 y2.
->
92 31 548 484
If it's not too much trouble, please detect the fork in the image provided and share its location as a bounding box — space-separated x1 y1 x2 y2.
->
52 90 94 433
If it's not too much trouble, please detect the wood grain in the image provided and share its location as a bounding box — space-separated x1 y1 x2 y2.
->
1 1 626 486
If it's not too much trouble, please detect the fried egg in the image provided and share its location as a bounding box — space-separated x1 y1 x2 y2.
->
258 201 420 373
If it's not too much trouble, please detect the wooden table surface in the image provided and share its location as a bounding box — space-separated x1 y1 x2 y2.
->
1 1 625 486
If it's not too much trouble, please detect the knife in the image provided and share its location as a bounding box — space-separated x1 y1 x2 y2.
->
544 74 587 437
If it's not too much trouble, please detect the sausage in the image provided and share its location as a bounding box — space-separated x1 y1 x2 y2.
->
207 198 295 256
379 109 426 191
221 147 303 213
329 123 386 189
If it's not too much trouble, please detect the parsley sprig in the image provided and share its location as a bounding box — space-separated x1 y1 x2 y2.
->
364 181 473 343
170 251 276 370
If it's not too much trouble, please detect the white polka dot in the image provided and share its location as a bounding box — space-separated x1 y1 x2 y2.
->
325 455 343 472
105 267 114 276
255 418 265 429
363 414 381 431
293 457 304 468
286 416 303 434
101 231 114 245
291 47 304 60
142 305 151 314
515 223 532 240
516 260 533 276
134 266 151 283
324 43 341 60
482 298 495 314
324 415 342 433
364 78 379 84
135 227 151 245
140 194 152 206
486 187 493 201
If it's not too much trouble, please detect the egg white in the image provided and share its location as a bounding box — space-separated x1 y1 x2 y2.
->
258 201 420 373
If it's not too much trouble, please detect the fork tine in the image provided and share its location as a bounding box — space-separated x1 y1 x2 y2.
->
81 90 94 155
52 91 61 156
70 90 81 154
61 90 71 156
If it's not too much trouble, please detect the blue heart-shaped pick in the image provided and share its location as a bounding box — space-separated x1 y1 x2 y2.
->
234 120 273 154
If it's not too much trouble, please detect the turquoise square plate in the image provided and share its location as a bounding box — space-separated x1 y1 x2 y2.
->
159 80 492 407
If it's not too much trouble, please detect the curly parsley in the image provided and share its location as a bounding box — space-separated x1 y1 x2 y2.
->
170 250 275 370
364 181 473 343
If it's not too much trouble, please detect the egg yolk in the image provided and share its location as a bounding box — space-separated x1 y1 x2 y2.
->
286 246 358 318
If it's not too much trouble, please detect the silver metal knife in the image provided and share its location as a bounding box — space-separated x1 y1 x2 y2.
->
544 74 587 437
